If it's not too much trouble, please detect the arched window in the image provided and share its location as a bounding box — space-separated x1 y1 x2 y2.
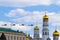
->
43 32 44 35
45 32 47 35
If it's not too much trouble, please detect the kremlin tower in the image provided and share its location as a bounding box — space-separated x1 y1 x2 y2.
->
53 29 59 40
42 12 49 40
34 25 39 40
33 14 40 40
33 11 59 40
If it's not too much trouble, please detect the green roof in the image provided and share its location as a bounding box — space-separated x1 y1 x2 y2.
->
0 28 24 33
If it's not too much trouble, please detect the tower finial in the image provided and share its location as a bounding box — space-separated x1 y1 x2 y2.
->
35 15 38 26
55 25 57 31
44 9 47 15
43 10 48 19
45 11 46 15
34 17 39 30
36 19 38 26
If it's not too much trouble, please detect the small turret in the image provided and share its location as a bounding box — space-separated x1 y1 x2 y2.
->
42 11 49 40
26 33 28 40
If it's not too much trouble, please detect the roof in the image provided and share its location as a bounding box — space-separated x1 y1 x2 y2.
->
0 27 24 34
0 28 32 38
53 30 59 36
34 26 39 30
43 15 48 18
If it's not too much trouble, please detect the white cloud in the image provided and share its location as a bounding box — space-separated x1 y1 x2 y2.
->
0 0 60 7
0 21 11 28
0 21 32 32
0 0 52 7
5 9 29 18
54 0 60 5
5 9 43 23
6 9 60 25
11 24 32 32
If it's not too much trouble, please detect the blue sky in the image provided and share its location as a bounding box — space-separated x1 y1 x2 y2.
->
0 0 60 39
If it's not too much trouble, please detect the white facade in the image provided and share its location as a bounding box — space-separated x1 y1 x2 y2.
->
34 30 39 40
33 14 51 40
0 31 26 40
53 36 59 40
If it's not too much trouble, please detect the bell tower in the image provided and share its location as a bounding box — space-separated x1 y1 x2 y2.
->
34 25 39 40
42 12 49 40
34 17 39 40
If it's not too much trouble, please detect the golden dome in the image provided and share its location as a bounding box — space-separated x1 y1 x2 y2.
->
26 33 28 38
43 12 48 18
53 30 59 36
26 33 28 40
34 26 39 30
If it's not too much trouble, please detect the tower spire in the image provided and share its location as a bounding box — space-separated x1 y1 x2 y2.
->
42 11 49 40
36 18 38 26
34 18 39 30
34 13 39 40
45 11 46 15
34 15 39 30
44 9 47 15
43 10 48 19
55 26 57 31
55 25 58 31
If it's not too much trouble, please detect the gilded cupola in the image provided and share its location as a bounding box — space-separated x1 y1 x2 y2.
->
26 33 28 38
34 26 39 30
53 30 59 36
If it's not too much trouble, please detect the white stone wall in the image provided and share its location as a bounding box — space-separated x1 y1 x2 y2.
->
0 31 26 40
53 36 59 40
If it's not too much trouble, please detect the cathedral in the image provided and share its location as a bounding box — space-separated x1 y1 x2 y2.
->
33 12 59 40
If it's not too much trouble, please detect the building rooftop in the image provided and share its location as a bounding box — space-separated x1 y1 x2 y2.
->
0 27 25 34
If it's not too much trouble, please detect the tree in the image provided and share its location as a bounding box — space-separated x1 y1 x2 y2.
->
0 33 6 40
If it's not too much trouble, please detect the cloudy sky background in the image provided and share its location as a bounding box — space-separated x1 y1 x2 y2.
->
0 0 60 40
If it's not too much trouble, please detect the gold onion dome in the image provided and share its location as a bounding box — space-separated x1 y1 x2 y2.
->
26 33 28 40
43 12 48 18
34 26 39 30
26 33 28 38
53 30 59 36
